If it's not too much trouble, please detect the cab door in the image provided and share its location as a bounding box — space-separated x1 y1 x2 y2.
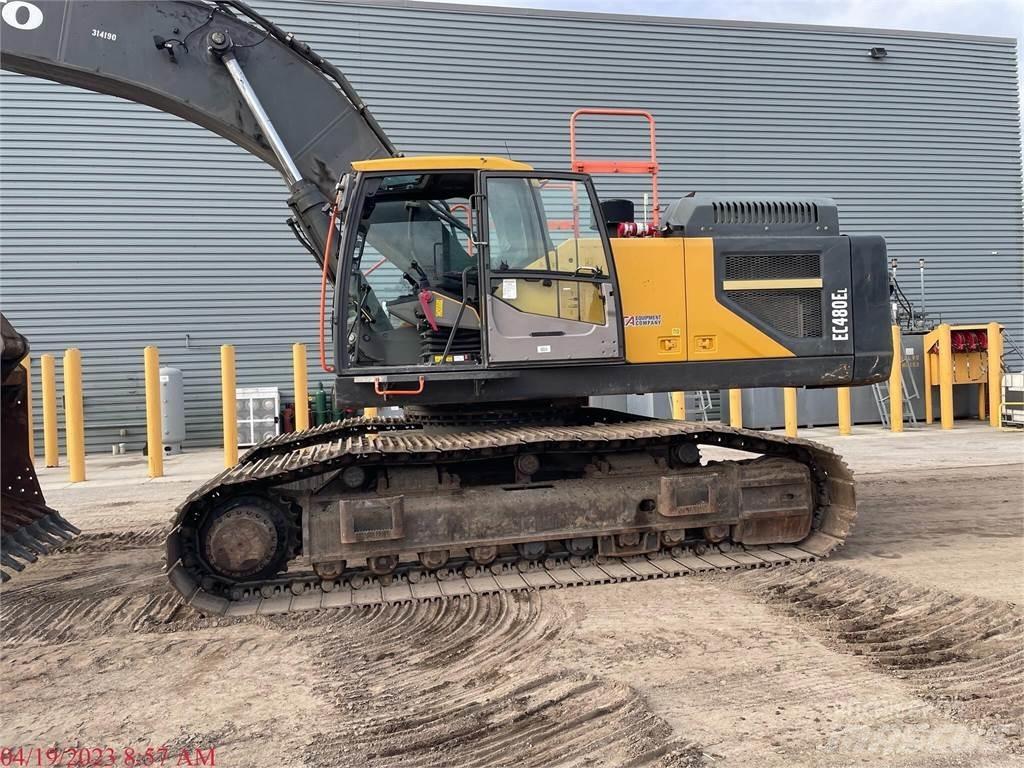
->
479 172 622 364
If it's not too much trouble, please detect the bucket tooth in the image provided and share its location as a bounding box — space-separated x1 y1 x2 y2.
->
1 551 26 572
12 528 51 555
38 522 67 546
39 515 76 541
51 513 81 537
2 536 38 563
26 522 64 549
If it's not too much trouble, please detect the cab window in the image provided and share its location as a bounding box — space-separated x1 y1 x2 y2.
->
486 177 608 275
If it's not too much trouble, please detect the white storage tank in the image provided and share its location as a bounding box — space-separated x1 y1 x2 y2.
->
160 366 186 453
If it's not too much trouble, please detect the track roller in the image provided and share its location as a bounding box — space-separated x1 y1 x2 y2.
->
367 554 399 576
418 549 449 570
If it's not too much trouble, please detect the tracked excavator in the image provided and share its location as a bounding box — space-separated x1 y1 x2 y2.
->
1 0 892 613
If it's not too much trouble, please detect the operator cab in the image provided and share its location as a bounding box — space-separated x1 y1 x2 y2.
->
337 156 622 376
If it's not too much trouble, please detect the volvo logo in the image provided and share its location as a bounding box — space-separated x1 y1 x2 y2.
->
1 0 44 31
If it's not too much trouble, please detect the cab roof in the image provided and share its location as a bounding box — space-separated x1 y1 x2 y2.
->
351 155 533 173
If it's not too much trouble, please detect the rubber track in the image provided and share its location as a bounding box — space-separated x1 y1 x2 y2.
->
166 418 856 617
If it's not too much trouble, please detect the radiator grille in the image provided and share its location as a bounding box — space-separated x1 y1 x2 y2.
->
724 252 821 281
726 289 823 338
713 200 820 226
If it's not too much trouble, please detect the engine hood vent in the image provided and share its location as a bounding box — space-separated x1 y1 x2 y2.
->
665 193 840 237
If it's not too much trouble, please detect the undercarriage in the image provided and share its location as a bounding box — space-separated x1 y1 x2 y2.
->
165 407 855 615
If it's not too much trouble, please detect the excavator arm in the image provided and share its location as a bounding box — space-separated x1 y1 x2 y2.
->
0 0 397 273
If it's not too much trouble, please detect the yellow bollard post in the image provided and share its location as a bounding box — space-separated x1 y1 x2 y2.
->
670 391 686 420
923 343 933 425
41 353 59 467
292 343 309 432
837 386 852 436
63 348 86 482
20 356 34 460
937 323 954 430
987 322 1003 429
728 389 743 429
783 387 798 437
221 345 238 467
978 383 986 421
889 325 903 433
144 346 164 478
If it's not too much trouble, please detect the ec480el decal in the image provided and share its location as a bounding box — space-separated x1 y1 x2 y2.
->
831 288 851 342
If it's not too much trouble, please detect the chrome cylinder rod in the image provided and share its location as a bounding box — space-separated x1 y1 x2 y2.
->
220 50 303 187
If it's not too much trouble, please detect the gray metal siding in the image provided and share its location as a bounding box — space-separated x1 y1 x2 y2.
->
1 0 1020 452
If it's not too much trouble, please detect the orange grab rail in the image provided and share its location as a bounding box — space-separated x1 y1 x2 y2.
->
568 108 660 227
373 376 426 397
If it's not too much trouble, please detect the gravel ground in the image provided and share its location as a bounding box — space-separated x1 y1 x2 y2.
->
2 424 1021 767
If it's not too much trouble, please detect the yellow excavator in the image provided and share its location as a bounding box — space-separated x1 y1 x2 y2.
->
1 0 890 611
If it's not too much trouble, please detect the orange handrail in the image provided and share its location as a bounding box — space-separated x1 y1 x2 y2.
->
373 376 425 397
569 108 660 227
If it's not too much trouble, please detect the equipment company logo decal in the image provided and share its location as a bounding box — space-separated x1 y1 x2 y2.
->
624 314 662 328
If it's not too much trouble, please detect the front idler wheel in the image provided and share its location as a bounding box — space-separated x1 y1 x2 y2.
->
199 496 293 583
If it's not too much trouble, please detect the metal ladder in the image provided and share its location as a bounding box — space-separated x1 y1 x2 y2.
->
668 391 713 422
692 390 713 422
872 361 919 427
1003 330 1023 367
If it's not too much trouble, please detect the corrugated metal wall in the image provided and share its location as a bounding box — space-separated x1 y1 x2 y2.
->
1 0 1020 451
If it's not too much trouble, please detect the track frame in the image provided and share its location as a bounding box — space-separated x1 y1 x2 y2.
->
166 411 855 616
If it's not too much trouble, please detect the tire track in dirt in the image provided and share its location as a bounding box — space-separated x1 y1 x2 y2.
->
1 587 187 645
1 624 322 758
277 593 705 768
57 529 167 553
1 532 185 645
735 564 1024 743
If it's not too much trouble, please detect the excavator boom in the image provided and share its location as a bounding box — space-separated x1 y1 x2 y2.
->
1 0 395 259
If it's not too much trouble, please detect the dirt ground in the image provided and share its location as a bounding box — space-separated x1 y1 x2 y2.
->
2 424 1022 768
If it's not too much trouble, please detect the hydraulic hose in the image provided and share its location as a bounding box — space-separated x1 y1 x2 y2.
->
319 193 342 373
